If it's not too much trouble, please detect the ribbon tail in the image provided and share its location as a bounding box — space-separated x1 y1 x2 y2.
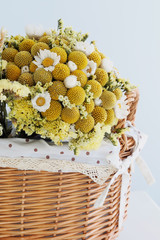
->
136 156 155 185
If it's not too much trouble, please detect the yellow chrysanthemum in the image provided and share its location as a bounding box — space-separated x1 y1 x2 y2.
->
52 63 70 81
100 90 117 109
18 73 34 86
51 47 67 63
39 36 50 45
48 81 67 100
6 64 21 81
87 80 102 98
2 48 18 62
83 100 94 113
67 86 85 105
41 100 62 121
104 109 115 125
92 106 107 124
61 107 80 124
113 88 123 100
75 115 94 133
31 42 50 56
29 62 38 73
71 70 87 87
19 39 35 52
88 51 101 67
95 68 108 86
68 51 88 70
34 68 52 85
14 51 32 67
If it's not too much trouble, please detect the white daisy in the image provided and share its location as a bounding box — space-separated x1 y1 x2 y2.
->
64 75 79 88
33 49 60 72
114 95 129 119
100 58 114 73
25 25 52 39
83 60 97 77
67 61 77 72
74 41 95 56
31 92 51 112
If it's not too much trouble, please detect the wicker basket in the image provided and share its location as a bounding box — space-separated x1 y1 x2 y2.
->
0 89 139 240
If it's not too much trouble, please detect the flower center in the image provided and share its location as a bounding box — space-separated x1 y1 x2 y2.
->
42 57 54 67
36 97 46 106
118 103 122 109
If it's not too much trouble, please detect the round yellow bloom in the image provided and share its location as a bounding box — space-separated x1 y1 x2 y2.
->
41 100 62 121
75 115 95 133
95 68 108 86
67 86 85 105
88 51 101 67
51 47 67 63
105 109 115 125
68 51 88 70
52 63 70 81
113 88 123 100
2 48 18 62
92 106 107 124
39 36 50 45
18 73 34 86
83 100 94 113
6 64 21 81
31 42 49 56
61 107 80 124
19 39 35 52
87 80 102 98
100 90 117 109
29 62 38 73
71 70 87 87
34 68 52 85
48 81 67 100
14 51 32 67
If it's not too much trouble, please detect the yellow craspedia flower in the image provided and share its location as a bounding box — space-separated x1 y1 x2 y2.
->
34 68 52 85
67 86 85 105
51 47 67 63
29 62 38 73
95 68 109 86
104 109 115 125
52 63 70 81
61 107 80 124
113 88 123 100
39 36 50 45
75 115 94 133
83 99 94 113
71 70 87 87
87 80 102 98
100 90 117 109
68 51 88 70
18 73 34 86
31 42 49 56
6 64 21 81
14 51 32 67
41 100 62 121
88 51 101 67
48 81 67 100
19 39 35 52
92 106 107 124
2 48 18 62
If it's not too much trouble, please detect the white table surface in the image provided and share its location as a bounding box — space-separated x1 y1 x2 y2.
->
118 191 160 240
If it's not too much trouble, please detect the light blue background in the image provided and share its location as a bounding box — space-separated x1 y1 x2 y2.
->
0 0 159 205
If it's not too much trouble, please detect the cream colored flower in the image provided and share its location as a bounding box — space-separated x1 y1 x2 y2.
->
21 66 29 74
25 25 51 39
64 75 79 88
74 41 94 56
100 58 114 73
114 95 129 119
31 92 51 112
33 49 60 72
94 98 102 106
83 60 97 77
67 61 77 72
2 60 7 70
